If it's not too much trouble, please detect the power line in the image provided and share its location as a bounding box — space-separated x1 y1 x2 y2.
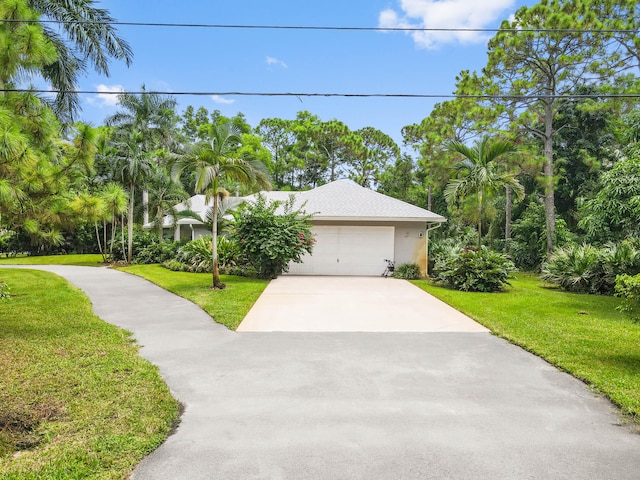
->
3 88 640 100
1 19 637 34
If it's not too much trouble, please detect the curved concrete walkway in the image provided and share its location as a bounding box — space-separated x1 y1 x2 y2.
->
4 265 640 480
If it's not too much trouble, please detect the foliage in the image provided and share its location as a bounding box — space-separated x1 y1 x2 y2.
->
392 263 423 280
541 241 640 294
0 280 9 300
428 227 478 273
230 195 314 279
172 122 271 289
445 136 523 247
615 274 640 321
120 264 269 331
109 228 179 264
134 240 180 265
432 246 515 292
0 269 178 477
484 0 618 252
510 201 573 271
412 273 640 422
167 236 241 274
578 154 640 244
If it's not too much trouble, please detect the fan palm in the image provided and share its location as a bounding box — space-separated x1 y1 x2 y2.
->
173 123 271 289
445 136 524 248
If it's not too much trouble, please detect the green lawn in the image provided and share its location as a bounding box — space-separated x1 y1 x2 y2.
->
0 254 104 267
413 273 640 421
119 265 270 330
0 269 180 479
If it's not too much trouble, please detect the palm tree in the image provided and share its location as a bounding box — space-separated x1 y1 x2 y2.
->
98 182 128 259
107 86 177 224
445 136 524 248
173 123 271 289
146 165 188 242
26 0 133 120
117 130 150 263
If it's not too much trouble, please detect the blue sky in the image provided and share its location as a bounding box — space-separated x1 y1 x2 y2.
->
79 0 536 144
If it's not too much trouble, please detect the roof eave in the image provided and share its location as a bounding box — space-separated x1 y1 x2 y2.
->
311 215 447 223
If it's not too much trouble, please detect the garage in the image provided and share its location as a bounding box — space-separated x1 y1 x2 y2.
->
288 225 395 276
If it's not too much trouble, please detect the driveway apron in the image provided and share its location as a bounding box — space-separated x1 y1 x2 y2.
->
5 265 640 480
238 276 488 332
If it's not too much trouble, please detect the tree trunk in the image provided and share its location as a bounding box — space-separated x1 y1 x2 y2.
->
120 212 126 261
142 190 149 225
127 184 135 263
103 219 107 261
427 184 433 212
543 101 556 253
505 185 512 254
157 208 163 243
110 215 116 257
477 190 483 249
211 195 224 289
94 222 104 261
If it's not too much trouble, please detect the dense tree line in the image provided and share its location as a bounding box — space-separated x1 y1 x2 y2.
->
1 0 639 275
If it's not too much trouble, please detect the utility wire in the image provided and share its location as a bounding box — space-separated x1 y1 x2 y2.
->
3 88 640 100
1 19 637 34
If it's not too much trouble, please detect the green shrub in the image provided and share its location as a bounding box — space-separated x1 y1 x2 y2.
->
432 246 515 292
230 195 314 279
615 274 640 320
541 241 640 294
162 259 191 272
541 244 601 293
133 241 180 265
174 237 213 273
170 236 242 274
393 263 423 280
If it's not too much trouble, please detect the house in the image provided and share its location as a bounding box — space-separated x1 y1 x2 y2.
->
148 180 446 276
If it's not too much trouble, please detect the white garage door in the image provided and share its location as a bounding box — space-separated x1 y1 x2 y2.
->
288 226 394 276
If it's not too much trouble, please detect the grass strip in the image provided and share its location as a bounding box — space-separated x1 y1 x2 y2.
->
0 254 103 267
412 273 640 421
118 265 269 330
0 269 179 479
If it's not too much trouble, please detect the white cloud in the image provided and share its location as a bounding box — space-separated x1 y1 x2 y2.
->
92 84 124 107
379 0 515 49
266 56 288 69
211 95 235 105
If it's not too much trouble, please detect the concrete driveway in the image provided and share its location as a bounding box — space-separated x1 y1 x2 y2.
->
4 265 640 480
238 276 488 332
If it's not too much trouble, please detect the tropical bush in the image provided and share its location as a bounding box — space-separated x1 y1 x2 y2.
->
615 274 640 321
109 229 180 264
541 241 640 294
164 236 242 274
230 195 314 279
393 263 423 280
174 236 213 273
134 241 180 265
432 246 515 292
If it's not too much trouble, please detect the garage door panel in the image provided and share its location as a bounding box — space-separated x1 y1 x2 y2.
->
288 225 394 276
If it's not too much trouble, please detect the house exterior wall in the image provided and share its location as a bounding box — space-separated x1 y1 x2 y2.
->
311 220 427 275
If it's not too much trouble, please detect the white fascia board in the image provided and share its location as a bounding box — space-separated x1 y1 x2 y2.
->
311 215 447 223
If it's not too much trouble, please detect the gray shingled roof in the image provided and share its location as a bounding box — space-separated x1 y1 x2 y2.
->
151 180 446 230
256 180 446 223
